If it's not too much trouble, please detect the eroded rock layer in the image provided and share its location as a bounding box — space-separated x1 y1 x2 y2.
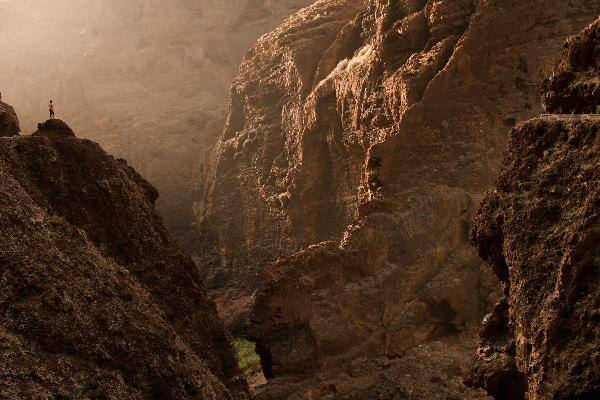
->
469 18 600 400
0 118 248 399
199 0 600 397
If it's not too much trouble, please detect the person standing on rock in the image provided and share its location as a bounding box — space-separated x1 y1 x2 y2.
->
49 100 55 119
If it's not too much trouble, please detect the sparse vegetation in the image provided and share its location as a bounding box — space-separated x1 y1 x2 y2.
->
45 214 64 225
233 338 262 377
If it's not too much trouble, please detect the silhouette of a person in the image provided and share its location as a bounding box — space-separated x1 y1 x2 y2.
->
49 100 55 119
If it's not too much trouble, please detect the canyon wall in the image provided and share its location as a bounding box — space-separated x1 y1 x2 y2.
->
469 18 599 400
0 116 248 399
198 0 600 398
0 0 314 249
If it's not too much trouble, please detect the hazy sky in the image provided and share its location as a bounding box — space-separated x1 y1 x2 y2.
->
0 0 201 132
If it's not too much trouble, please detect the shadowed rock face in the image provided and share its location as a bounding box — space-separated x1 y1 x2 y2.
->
0 117 248 399
542 18 600 114
0 101 20 136
469 18 600 400
198 0 600 397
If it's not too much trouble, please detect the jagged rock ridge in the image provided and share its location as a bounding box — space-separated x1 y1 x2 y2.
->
0 117 248 399
469 18 600 400
198 0 600 398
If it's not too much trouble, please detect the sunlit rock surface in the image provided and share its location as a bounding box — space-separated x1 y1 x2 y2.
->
198 0 600 397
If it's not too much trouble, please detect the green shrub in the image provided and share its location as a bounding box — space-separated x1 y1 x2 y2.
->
234 339 262 377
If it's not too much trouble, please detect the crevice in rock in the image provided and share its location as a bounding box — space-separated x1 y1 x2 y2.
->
256 342 275 380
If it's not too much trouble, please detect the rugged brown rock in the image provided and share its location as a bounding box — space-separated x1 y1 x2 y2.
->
0 0 315 251
199 0 370 332
542 18 600 114
469 18 600 400
0 117 248 399
33 118 76 137
0 101 19 137
198 0 600 397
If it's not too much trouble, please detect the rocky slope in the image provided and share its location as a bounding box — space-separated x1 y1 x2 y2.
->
0 0 314 250
0 116 248 399
469 18 600 400
198 0 600 397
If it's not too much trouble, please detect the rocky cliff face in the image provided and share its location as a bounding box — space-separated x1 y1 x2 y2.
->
199 0 600 398
0 0 314 250
199 0 370 330
542 19 600 114
0 116 248 399
469 18 600 400
0 101 20 137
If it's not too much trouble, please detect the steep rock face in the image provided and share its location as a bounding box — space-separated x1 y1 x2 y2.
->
0 118 248 399
199 0 369 330
0 101 20 137
0 0 315 250
542 18 600 114
469 19 600 400
199 0 600 397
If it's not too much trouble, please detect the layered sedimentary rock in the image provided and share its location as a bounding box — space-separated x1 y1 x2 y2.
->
469 18 600 400
0 117 248 399
0 0 314 250
199 0 600 397
0 101 20 137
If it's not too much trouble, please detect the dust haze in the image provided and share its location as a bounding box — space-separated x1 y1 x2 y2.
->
0 0 313 248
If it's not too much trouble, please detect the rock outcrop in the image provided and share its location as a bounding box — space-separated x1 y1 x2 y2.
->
0 101 19 136
198 0 600 397
542 18 600 114
0 0 315 251
469 18 600 400
0 117 248 399
33 118 76 137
